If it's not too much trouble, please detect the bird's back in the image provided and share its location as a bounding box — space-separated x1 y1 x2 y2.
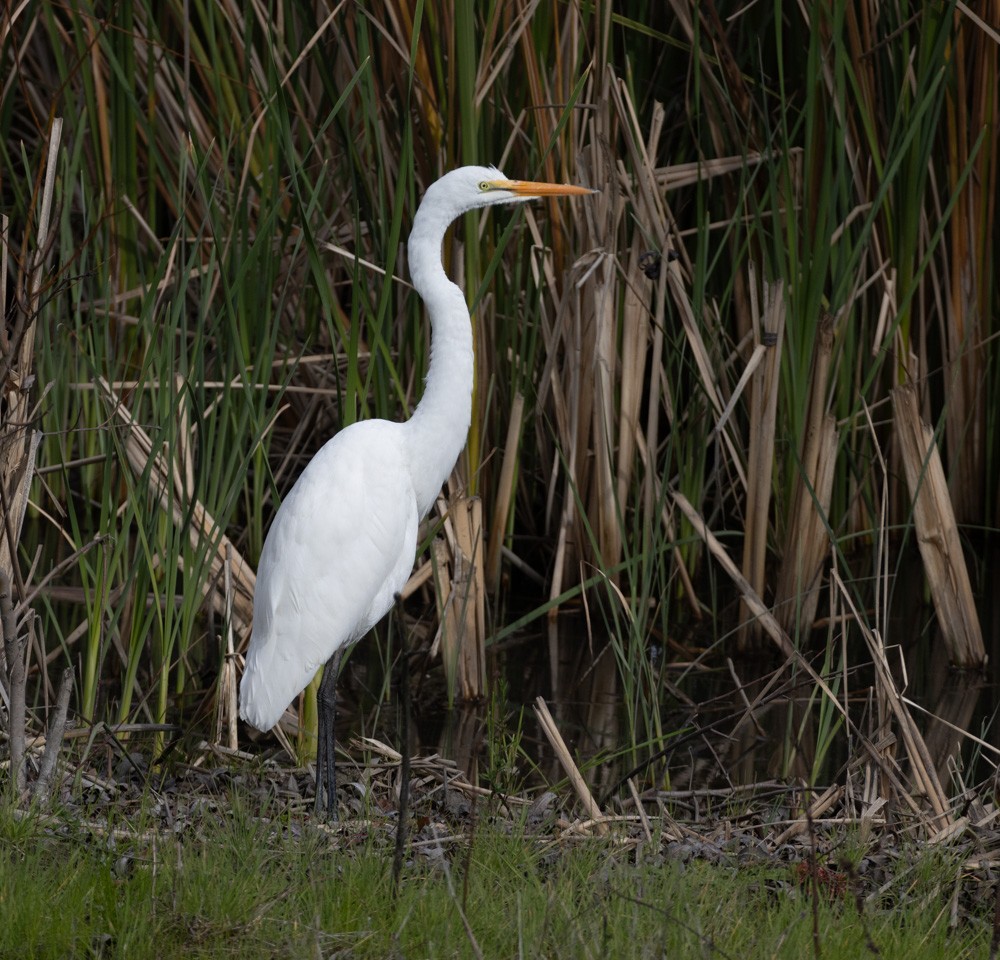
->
239 419 419 730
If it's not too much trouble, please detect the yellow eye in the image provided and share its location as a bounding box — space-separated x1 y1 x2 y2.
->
478 181 492 191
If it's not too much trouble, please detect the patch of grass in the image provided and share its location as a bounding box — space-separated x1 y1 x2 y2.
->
2 0 999 856
0 799 988 960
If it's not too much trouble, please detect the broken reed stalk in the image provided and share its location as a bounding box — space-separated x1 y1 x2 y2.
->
553 80 679 606
738 276 785 649
0 569 26 794
672 490 800 661
215 544 239 751
589 251 620 578
891 383 984 667
32 666 73 805
452 498 486 700
430 536 452 659
773 784 843 845
547 431 579 621
7 648 27 791
774 314 838 639
617 236 650 530
0 119 61 586
435 497 486 701
1 572 74 805
0 567 15 696
485 391 524 594
1 642 24 791
533 696 607 835
610 102 667 573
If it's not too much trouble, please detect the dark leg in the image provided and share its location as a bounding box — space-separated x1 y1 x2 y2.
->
315 648 343 820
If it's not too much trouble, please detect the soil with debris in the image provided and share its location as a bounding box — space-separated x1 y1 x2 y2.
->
10 730 1000 933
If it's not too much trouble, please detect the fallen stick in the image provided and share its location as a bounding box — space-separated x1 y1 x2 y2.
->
533 696 607 836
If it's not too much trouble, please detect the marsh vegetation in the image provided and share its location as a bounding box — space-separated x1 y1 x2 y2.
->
2 1 999 955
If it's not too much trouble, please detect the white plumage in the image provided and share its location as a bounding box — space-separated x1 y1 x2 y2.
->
239 165 593 816
239 421 417 731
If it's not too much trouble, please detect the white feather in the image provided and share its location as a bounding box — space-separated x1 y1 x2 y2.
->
238 164 591 738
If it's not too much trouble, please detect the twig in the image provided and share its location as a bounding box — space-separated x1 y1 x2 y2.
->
6 636 26 795
0 570 26 794
773 785 843 845
627 777 654 843
533 696 607 835
0 567 15 695
215 544 238 750
33 666 73 805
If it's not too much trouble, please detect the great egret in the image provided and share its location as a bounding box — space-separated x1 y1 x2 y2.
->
239 165 594 817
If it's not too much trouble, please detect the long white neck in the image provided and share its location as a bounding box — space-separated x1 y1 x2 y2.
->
404 204 474 517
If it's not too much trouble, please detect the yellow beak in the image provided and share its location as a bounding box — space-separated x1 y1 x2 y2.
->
488 178 596 197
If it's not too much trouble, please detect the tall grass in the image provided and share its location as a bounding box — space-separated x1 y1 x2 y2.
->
1 2 996 783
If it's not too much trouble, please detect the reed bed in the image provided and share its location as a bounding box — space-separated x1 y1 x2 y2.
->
1 2 998 810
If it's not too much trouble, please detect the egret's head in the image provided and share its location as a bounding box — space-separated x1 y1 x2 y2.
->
421 165 595 220
407 166 595 283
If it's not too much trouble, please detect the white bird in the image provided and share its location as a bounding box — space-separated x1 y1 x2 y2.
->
239 165 594 817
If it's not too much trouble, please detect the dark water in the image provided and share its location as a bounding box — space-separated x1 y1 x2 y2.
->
337 570 1000 800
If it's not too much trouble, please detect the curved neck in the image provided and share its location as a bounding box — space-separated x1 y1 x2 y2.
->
404 209 474 516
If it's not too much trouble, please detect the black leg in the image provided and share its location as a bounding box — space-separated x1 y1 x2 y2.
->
315 648 343 820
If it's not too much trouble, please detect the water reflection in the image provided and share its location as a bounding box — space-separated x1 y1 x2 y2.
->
909 637 987 781
339 603 998 802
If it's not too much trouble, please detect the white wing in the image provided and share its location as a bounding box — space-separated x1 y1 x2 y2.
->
239 419 419 730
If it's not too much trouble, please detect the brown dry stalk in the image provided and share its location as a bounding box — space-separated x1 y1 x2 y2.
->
485 391 524 593
533 696 607 835
449 497 486 701
773 784 844 845
0 119 61 586
738 277 785 648
891 384 984 667
0 569 26 794
431 496 486 701
430 536 453 662
774 314 839 639
943 3 998 523
215 545 239 751
672 489 800 662
7 638 28 796
32 666 74 805
615 102 664 541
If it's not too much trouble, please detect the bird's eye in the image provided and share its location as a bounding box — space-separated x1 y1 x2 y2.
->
478 181 492 191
